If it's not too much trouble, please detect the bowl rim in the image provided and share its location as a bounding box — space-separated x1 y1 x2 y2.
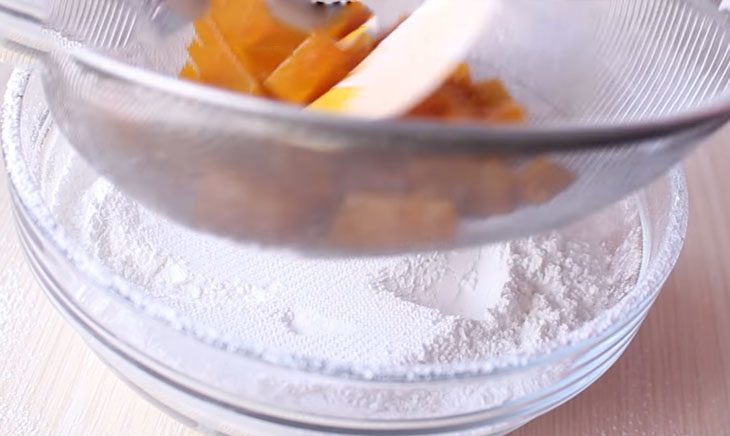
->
2 67 689 383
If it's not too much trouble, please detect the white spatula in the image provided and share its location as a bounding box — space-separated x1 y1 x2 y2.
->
310 0 497 118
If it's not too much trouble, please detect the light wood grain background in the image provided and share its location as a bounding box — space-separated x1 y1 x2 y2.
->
1 67 729 435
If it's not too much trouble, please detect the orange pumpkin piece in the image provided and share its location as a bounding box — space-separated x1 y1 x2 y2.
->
340 30 375 71
408 65 472 118
180 62 200 81
407 157 516 217
188 15 263 94
448 63 473 87
461 160 517 216
328 192 457 249
466 79 527 122
472 79 512 106
407 64 469 119
196 166 334 243
516 158 575 204
407 156 482 199
483 101 527 123
265 31 355 104
407 63 527 123
210 0 307 80
409 83 478 120
323 2 372 38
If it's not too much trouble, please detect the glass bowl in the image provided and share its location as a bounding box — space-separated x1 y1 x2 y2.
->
2 67 688 435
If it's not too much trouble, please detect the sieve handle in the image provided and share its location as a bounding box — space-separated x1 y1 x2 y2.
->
0 0 51 65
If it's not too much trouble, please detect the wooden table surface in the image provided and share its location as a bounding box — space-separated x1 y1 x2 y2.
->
1 68 729 436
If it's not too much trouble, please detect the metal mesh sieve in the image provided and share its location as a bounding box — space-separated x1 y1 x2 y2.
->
1 0 729 254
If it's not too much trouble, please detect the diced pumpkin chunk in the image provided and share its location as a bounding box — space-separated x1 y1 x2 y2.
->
210 0 307 79
265 31 354 104
328 193 457 249
180 62 200 81
516 158 575 204
323 2 373 38
483 101 527 123
461 160 516 216
188 16 263 94
407 157 516 217
410 84 476 119
449 62 472 87
407 64 526 123
472 79 512 106
340 30 375 70
196 167 334 242
407 156 483 199
305 27 374 110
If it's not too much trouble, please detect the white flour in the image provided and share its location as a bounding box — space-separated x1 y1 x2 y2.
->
35 128 644 368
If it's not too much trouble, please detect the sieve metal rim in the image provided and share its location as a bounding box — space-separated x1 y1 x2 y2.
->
61 44 730 155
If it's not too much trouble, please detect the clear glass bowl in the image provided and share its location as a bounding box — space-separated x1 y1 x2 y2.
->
2 68 688 435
